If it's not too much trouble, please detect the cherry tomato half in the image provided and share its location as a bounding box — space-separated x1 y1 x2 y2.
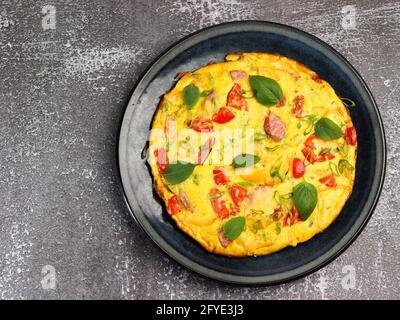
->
302 147 317 164
212 107 235 124
319 174 337 187
227 83 248 111
167 196 181 216
213 168 229 185
191 115 213 132
229 185 247 207
292 157 306 178
284 206 301 226
210 199 230 219
344 126 357 146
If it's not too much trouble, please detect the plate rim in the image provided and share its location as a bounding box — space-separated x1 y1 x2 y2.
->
117 20 386 285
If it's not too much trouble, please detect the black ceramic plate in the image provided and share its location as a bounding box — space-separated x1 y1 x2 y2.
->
118 21 386 285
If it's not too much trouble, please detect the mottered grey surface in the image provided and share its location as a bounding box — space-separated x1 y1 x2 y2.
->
0 0 399 299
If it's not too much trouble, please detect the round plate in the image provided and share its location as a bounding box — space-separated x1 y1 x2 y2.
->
118 21 386 285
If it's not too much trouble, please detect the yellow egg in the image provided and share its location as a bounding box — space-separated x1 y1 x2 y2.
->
149 52 357 257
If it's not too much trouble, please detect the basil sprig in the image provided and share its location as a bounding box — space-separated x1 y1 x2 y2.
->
223 216 246 240
162 162 196 185
183 84 200 109
232 154 260 168
293 182 318 221
249 75 283 106
315 118 344 140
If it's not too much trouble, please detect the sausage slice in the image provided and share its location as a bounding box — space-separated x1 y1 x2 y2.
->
264 112 286 142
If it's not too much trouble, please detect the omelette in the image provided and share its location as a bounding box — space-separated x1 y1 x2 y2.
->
148 52 357 257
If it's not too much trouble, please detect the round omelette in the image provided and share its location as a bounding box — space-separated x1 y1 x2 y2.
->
148 52 357 257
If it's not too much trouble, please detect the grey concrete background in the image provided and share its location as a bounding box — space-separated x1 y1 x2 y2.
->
0 0 398 299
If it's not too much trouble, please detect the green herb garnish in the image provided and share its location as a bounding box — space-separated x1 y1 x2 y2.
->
249 75 283 106
223 216 246 240
315 117 344 140
293 182 318 221
162 162 196 185
182 84 200 109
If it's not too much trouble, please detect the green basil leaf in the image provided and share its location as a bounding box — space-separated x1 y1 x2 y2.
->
293 182 318 221
315 118 344 140
183 84 200 109
162 162 196 185
232 154 260 168
249 75 283 106
223 216 246 240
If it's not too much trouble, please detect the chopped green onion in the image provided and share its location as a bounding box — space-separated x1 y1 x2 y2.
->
341 97 356 108
338 159 354 174
141 142 149 159
254 132 267 141
319 147 331 156
329 162 340 176
200 89 214 97
250 209 265 215
265 145 280 152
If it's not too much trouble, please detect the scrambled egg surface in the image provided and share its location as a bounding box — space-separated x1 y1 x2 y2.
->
148 53 357 257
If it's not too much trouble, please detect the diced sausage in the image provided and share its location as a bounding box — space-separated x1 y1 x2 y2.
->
218 228 232 248
264 112 286 142
230 70 247 81
178 190 192 211
197 137 215 164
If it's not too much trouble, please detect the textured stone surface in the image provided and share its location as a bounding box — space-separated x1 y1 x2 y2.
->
0 0 398 299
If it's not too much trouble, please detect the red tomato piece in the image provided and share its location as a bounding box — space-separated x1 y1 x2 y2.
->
211 199 230 219
229 204 240 216
292 95 304 118
344 126 357 146
191 115 213 132
292 157 306 178
284 206 301 226
317 152 335 162
311 73 323 83
227 83 248 111
319 174 337 187
212 107 235 124
209 188 229 218
304 133 316 149
209 188 222 199
213 168 229 185
273 206 282 221
167 196 181 216
154 148 168 174
229 185 247 207
276 96 286 108
302 147 317 164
